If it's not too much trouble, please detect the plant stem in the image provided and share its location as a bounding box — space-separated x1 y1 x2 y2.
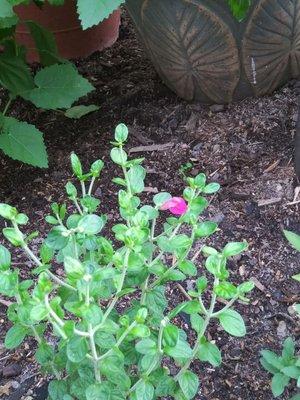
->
211 295 239 318
73 198 83 215
3 98 12 116
98 321 137 361
93 249 130 334
88 177 95 196
88 324 101 382
11 221 75 292
80 181 86 197
175 279 219 381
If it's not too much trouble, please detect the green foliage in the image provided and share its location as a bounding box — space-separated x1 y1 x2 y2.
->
227 0 252 20
0 124 252 399
260 338 300 398
77 0 125 30
0 1 95 168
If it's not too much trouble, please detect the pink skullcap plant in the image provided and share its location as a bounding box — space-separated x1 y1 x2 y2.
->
160 197 187 216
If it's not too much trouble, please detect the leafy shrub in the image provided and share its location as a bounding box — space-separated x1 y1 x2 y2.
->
0 124 253 399
260 338 300 399
260 231 300 399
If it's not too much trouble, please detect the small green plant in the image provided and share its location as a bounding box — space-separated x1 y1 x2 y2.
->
261 231 300 399
0 124 253 400
227 0 252 20
260 338 300 399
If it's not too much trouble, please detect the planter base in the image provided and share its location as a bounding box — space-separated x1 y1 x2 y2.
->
127 0 300 103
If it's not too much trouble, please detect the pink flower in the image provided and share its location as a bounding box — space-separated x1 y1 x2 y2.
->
161 197 187 216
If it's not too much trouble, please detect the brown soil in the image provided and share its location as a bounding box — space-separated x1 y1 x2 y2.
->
0 13 300 400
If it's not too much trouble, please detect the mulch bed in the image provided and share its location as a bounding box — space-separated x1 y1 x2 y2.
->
0 12 299 400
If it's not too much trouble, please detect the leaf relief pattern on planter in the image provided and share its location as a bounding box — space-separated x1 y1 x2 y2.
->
243 0 300 96
127 0 300 103
140 0 240 103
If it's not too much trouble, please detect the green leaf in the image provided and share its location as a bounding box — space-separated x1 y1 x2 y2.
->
86 382 126 400
227 0 251 21
190 314 205 333
203 182 220 194
65 104 99 119
26 21 61 66
214 281 237 299
0 53 34 95
135 338 157 355
281 366 300 379
5 324 28 349
0 203 18 220
284 230 300 252
131 324 150 338
178 371 199 399
78 214 105 235
48 380 69 400
195 221 217 238
178 260 197 276
45 226 69 250
3 227 23 246
77 0 124 30
153 192 172 207
271 372 290 397
0 1 18 30
198 341 222 367
163 324 179 348
260 357 280 374
64 256 85 280
0 244 11 270
222 241 248 257
218 309 246 337
135 380 154 400
67 335 88 363
115 123 128 143
30 303 48 321
282 337 295 360
128 165 146 194
23 64 94 110
164 339 193 359
260 350 284 371
110 147 127 165
0 117 48 168
35 340 54 365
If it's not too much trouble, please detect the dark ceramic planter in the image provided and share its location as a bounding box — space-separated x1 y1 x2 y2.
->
15 0 120 63
126 0 300 104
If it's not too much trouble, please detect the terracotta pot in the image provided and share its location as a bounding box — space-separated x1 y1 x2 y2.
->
15 0 120 63
126 0 300 104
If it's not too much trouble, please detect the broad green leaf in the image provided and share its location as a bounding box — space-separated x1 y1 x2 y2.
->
0 244 11 270
164 339 193 359
77 0 124 30
135 338 157 355
163 324 179 348
0 117 48 167
214 281 237 299
260 357 280 374
0 53 34 95
0 0 18 29
135 380 154 400
271 373 290 397
3 227 23 246
26 21 62 66
195 221 217 238
190 314 205 333
0 203 17 220
35 340 54 365
45 226 69 250
128 165 146 194
5 324 28 349
282 337 295 360
178 371 199 399
115 123 128 143
65 104 99 119
153 192 171 207
260 350 284 371
23 64 94 110
48 380 69 400
78 214 105 235
198 341 222 367
67 335 88 363
218 309 246 337
284 230 300 252
110 147 127 165
86 382 126 400
64 256 85 280
222 241 248 257
281 366 300 379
